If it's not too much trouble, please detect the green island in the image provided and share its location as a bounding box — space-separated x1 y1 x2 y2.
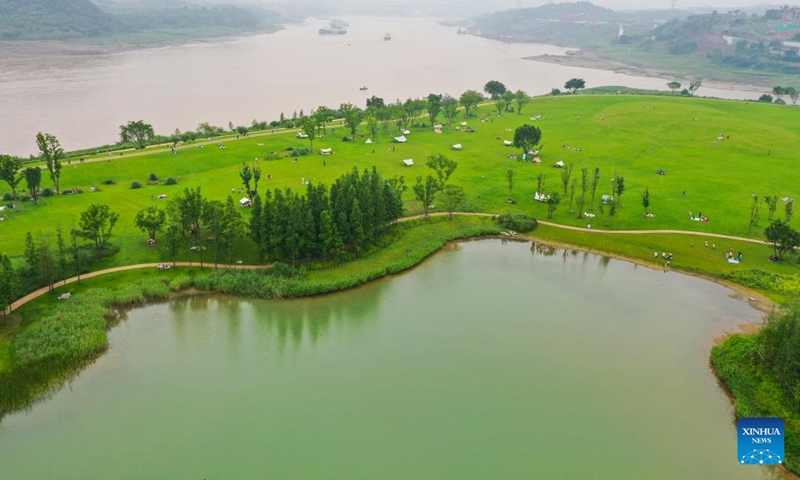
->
1 87 800 471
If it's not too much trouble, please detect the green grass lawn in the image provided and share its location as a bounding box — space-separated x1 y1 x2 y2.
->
1 94 798 270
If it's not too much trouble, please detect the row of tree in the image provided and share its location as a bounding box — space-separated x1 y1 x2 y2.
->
250 167 405 265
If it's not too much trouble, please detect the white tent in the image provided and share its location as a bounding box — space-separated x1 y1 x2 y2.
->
433 124 443 133
460 121 468 126
452 144 463 150
240 198 252 207
320 148 332 155
394 135 407 143
296 132 309 138
554 161 565 168
402 129 411 135
534 192 550 202
403 159 414 166
503 140 513 146
365 138 373 144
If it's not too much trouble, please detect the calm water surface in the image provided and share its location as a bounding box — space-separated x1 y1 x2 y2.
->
0 240 783 479
0 17 761 156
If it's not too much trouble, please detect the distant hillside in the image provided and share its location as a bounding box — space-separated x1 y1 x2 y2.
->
0 0 121 40
0 0 285 42
459 2 686 47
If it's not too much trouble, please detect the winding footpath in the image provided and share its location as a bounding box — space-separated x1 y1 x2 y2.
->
9 212 770 312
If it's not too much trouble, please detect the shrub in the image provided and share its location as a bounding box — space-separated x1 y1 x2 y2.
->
149 173 158 181
759 94 774 103
165 177 178 185
131 181 142 189
551 88 561 96
291 148 309 157
2 193 13 201
41 188 54 197
342 136 352 142
497 213 538 232
102 179 116 185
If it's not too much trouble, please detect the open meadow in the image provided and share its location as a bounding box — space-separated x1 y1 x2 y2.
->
1 94 798 271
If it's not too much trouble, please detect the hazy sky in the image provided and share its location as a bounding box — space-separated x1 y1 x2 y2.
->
267 0 786 11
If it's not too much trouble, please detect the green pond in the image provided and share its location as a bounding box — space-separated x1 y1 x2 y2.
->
0 240 786 479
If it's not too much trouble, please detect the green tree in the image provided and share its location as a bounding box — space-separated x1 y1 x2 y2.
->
301 117 318 152
613 173 625 207
36 132 63 195
506 169 514 200
496 90 514 115
536 172 548 198
425 153 458 188
364 109 378 139
688 79 702 96
590 167 600 209
483 80 507 100
23 167 41 204
772 86 786 102
119 120 155 149
341 103 365 139
786 87 799 106
749 194 761 234
564 78 586 94
313 106 333 135
577 168 589 218
55 226 69 285
70 225 82 282
222 196 245 265
239 162 253 197
252 161 262 196
0 155 23 200
546 192 562 219
0 254 19 317
365 96 385 109
560 163 573 195
203 200 225 267
441 95 459 131
134 205 166 241
413 175 440 219
442 184 466 219
174 187 206 243
642 187 651 214
459 90 483 118
79 204 119 251
513 90 530 115
426 93 443 125
764 195 779 221
787 199 795 224
667 81 682 94
764 220 800 259
512 124 542 157
36 239 56 292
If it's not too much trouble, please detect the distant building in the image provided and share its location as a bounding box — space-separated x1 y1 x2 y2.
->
782 8 800 22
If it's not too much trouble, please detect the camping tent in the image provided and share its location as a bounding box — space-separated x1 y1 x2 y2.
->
503 140 513 146
433 124 443 133
554 161 565 168
394 135 407 143
365 138 373 144
240 198 252 208
320 148 332 155
452 144 463 150
460 121 468 126
296 132 309 138
402 159 414 166
402 129 411 135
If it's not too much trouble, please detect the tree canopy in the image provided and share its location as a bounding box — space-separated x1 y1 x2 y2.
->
483 80 507 100
564 78 586 94
512 124 542 156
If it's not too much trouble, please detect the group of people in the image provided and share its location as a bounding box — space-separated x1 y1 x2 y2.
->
655 251 674 267
727 248 744 263
156 264 171 270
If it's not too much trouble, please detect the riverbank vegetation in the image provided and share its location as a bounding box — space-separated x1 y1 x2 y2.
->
0 0 286 42
712 302 800 474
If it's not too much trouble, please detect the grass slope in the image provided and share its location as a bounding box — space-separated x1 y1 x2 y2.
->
2 95 797 272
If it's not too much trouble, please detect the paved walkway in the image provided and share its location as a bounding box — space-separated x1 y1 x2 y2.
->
9 214 770 312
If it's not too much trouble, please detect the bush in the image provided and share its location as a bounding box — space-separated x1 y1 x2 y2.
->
759 94 774 103
102 179 116 185
41 188 54 197
165 177 178 185
2 193 13 201
342 136 352 142
497 213 538 233
131 181 142 189
551 88 561 96
291 148 309 157
775 98 787 105
149 173 158 181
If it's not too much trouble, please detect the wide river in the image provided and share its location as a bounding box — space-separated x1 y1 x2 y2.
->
0 17 762 157
0 240 784 479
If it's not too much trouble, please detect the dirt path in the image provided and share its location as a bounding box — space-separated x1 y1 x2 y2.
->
10 214 769 312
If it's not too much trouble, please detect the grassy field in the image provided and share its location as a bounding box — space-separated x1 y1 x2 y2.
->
1 94 798 272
